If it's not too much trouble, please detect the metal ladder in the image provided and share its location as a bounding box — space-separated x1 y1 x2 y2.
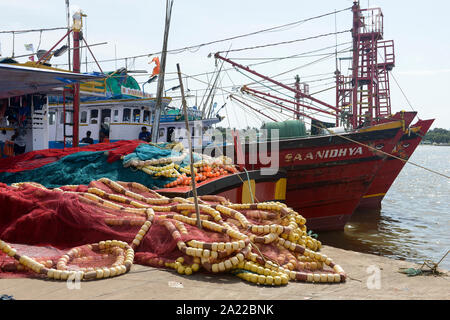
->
63 88 74 148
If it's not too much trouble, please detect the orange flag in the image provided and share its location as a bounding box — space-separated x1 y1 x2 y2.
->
150 57 160 76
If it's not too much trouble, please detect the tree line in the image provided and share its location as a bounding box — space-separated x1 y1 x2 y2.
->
424 128 450 144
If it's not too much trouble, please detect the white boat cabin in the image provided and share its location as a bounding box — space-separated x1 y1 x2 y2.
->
48 98 221 149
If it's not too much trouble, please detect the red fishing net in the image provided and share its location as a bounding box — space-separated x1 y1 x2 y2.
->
0 140 142 173
0 178 346 285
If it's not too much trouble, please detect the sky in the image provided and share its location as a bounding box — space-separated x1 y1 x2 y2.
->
0 0 449 130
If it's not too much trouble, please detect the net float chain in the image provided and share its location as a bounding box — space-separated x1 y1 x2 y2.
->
0 239 134 281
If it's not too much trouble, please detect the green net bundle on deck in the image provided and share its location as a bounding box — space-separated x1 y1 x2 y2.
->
0 178 346 285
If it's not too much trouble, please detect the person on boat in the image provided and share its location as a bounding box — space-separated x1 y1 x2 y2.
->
11 128 26 155
139 126 151 142
99 120 110 143
81 131 94 144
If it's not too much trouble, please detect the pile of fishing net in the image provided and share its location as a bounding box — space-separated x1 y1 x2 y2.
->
0 140 140 172
0 141 237 189
123 142 238 188
0 178 346 285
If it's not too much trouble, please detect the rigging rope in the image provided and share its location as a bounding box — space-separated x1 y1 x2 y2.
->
377 50 416 113
320 127 450 180
0 26 67 34
52 7 352 67
390 72 416 112
215 30 351 55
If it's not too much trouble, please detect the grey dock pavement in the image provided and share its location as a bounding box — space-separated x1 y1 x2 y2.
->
0 246 448 300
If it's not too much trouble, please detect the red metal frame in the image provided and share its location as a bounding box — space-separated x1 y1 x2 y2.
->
215 3 397 133
63 88 67 148
243 86 336 118
36 29 73 65
242 87 320 122
214 53 341 114
34 26 82 148
339 2 395 128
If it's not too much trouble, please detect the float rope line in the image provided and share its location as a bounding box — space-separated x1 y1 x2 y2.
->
121 144 238 187
1 178 346 285
81 180 332 280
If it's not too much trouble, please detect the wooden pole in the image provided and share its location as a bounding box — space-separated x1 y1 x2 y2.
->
72 27 80 147
176 63 201 229
151 0 173 143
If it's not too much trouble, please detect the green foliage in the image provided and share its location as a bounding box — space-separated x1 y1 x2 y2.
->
424 128 450 144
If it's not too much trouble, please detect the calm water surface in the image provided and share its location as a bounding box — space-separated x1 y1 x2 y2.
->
319 145 450 270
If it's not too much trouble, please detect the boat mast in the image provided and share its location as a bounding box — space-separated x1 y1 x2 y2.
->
66 0 71 71
151 0 174 143
294 75 300 120
347 1 394 128
334 9 340 127
351 1 361 129
72 10 82 147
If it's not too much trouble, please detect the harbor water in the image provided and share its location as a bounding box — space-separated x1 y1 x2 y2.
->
319 145 450 270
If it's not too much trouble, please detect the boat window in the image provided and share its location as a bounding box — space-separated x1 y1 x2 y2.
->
194 123 202 136
123 108 131 122
90 109 98 124
60 111 64 124
143 110 150 123
159 128 165 138
80 111 87 124
133 109 141 122
113 109 119 122
101 109 111 124
167 127 175 142
65 112 73 124
48 112 56 125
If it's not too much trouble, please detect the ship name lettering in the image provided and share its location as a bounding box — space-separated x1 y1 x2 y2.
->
285 146 363 163
348 146 363 156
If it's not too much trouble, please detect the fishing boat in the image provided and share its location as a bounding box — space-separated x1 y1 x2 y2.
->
0 7 284 210
356 118 434 210
0 62 104 154
211 1 433 230
46 69 222 149
220 114 413 231
0 2 433 232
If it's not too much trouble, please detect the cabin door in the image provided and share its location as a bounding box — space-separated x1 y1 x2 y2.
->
167 127 175 142
100 109 111 142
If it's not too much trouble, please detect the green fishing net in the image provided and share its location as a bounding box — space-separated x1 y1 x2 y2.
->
0 151 174 189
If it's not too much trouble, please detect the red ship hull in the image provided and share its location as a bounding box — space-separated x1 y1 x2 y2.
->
356 118 434 210
232 112 417 231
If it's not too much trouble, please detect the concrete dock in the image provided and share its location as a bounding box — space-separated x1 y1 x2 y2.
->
0 245 448 300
